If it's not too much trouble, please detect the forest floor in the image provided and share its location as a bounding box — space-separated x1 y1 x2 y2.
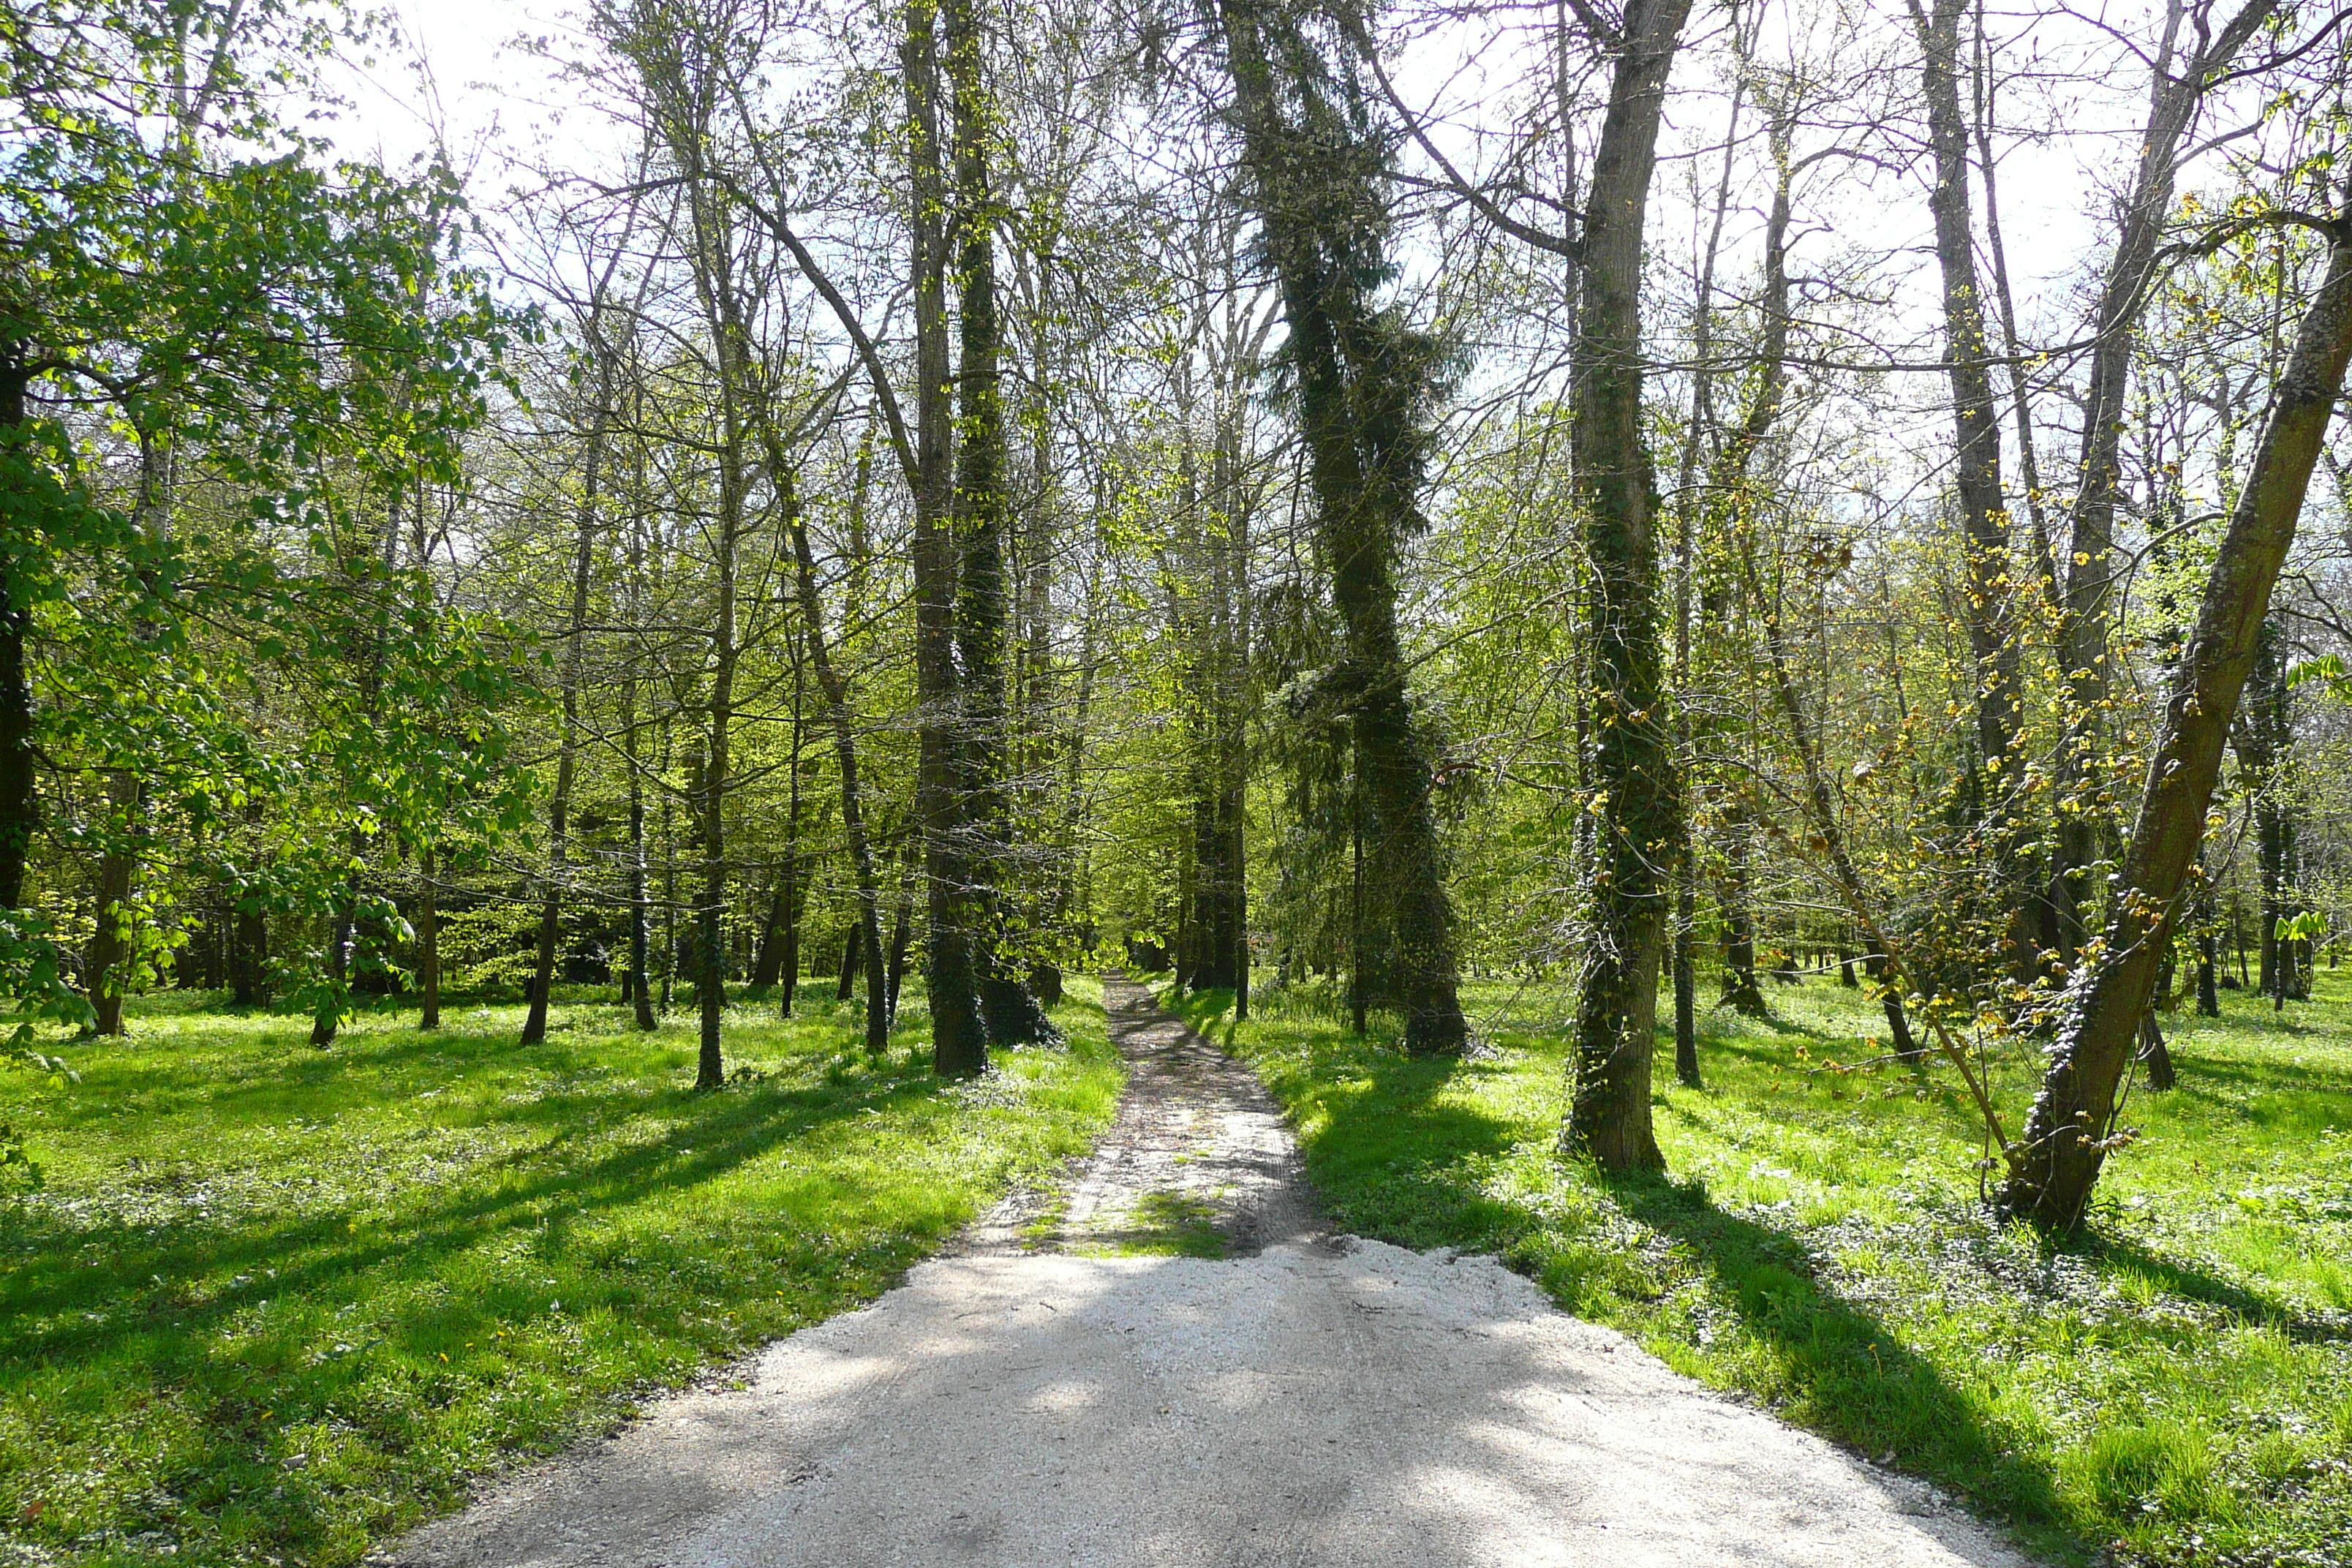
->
1163 968 2352 1568
0 981 1123 1568
389 976 2024 1568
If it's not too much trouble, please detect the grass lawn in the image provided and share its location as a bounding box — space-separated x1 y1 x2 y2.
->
1166 968 2352 1568
0 981 1122 1568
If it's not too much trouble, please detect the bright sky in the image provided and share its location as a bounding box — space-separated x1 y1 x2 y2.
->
325 0 598 181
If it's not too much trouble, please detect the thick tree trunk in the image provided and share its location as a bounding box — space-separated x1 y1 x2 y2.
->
905 0 989 1076
2000 177 2352 1231
1558 0 1695 1171
946 0 1055 1049
1218 0 1468 1055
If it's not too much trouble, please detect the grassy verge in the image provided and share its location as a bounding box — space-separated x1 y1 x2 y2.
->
1166 971 2352 1568
0 980 1120 1568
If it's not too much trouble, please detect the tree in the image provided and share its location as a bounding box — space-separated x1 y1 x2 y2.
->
2002 167 2352 1232
1558 0 1695 1170
1218 0 1469 1056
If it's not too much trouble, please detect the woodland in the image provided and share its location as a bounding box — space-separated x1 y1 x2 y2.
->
5 0 2352 1563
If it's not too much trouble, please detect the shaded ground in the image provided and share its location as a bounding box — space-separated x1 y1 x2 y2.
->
391 979 2032 1568
955 978 1316 1259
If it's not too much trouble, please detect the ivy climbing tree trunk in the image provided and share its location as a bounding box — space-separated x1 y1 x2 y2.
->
905 0 990 1075
1218 0 1467 1055
1559 0 1693 1172
946 0 1055 1047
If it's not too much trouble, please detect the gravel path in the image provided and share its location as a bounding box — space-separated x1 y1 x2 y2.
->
391 978 2034 1568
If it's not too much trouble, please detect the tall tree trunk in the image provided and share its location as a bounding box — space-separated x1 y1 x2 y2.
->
2048 0 2280 958
1908 0 2025 957
756 625 810 1000
1665 40 1749 1090
905 0 989 1075
1558 0 1695 1170
2240 617 2291 998
774 465 891 1052
0 355 36 912
1218 0 1468 1055
522 402 606 1047
2000 174 2352 1232
946 0 1055 1048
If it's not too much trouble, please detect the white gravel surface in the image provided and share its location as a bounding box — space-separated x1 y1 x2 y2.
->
390 981 2035 1568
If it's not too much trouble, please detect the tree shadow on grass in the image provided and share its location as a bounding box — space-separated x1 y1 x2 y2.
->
1597 1170 2088 1564
0 1068 954 1367
1271 1029 2089 1565
2065 1226 2351 1343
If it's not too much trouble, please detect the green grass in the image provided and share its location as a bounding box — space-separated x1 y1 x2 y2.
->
1086 1188 1229 1259
1168 970 2352 1568
0 980 1123 1568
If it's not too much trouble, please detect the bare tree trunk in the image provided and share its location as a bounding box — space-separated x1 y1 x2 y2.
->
2001 174 2352 1231
521 406 606 1047
2048 0 2280 958
1908 0 2025 957
774 466 891 1052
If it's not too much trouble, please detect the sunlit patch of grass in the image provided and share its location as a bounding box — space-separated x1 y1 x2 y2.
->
1170 969 2352 1568
0 984 1120 1568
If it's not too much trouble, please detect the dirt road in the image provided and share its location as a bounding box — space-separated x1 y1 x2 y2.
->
391 979 2031 1568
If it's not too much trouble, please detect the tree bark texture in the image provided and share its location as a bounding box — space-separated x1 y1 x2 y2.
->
1218 0 1468 1055
946 0 1056 1049
1559 0 1694 1171
905 0 990 1075
1909 0 2024 934
2000 181 2352 1232
2048 0 2280 958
